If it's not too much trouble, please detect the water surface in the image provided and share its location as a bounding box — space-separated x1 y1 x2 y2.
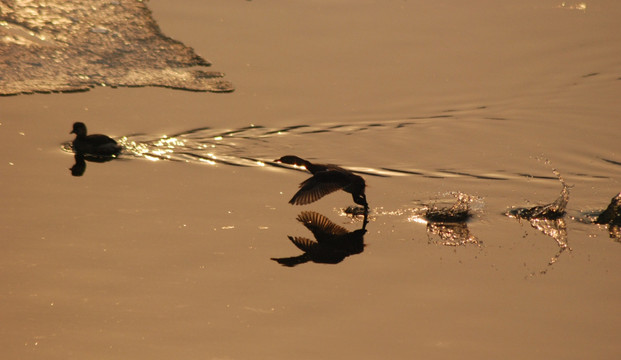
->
1 1 620 359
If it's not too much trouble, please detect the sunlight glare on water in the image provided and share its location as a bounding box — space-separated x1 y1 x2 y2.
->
558 2 587 11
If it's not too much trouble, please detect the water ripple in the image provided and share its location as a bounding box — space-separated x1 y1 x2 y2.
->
61 119 613 182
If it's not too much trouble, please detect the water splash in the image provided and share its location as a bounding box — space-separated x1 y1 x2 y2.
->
506 169 570 220
593 192 621 242
407 192 482 247
505 169 571 274
423 192 480 223
595 192 621 225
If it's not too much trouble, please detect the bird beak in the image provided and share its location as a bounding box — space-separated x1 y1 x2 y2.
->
70 130 75 134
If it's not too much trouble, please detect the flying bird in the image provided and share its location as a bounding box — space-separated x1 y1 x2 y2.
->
275 155 368 211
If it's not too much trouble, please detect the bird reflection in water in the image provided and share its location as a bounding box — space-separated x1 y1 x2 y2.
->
271 211 367 267
70 153 87 176
68 152 119 177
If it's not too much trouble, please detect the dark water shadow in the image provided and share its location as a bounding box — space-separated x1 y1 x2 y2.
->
601 158 621 167
505 170 571 275
68 152 120 177
271 211 367 267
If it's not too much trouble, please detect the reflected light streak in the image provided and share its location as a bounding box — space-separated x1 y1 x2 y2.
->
199 158 216 165
407 215 428 224
144 154 161 162
558 2 587 11
155 136 185 148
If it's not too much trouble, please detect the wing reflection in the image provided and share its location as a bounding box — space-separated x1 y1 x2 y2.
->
271 211 367 267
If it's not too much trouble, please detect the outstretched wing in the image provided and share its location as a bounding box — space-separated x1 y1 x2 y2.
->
289 170 350 205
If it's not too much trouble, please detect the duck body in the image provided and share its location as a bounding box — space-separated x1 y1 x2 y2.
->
70 122 121 157
274 155 368 209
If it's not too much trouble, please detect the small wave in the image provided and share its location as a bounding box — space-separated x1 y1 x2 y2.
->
62 120 613 183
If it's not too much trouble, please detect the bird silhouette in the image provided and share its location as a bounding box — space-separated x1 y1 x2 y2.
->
70 122 122 157
275 155 368 212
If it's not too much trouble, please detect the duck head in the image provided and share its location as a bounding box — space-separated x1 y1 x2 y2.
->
70 122 87 137
353 193 368 207
274 155 308 167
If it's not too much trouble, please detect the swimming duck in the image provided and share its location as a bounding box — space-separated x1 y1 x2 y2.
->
70 122 121 156
274 155 368 210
